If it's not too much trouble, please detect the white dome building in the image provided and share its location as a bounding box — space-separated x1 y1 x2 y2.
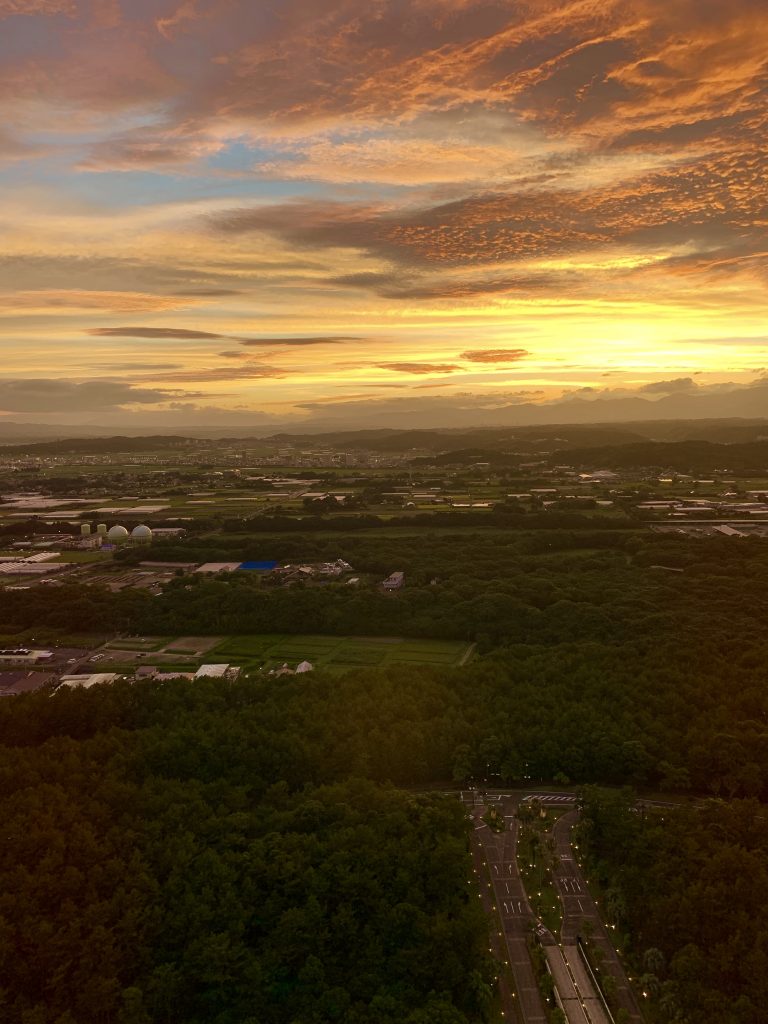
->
107 525 129 543
131 524 153 544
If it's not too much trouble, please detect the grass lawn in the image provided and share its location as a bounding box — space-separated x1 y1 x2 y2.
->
52 551 111 563
64 632 473 674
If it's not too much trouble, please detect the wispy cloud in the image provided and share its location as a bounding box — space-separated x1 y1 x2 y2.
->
130 364 287 383
239 336 362 347
0 0 765 424
377 362 461 374
461 349 529 363
0 291 203 313
89 329 362 347
89 326 231 340
0 1 77 16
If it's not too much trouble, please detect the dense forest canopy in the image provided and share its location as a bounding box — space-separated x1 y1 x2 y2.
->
579 788 768 1024
1 705 493 1024
3 525 768 1021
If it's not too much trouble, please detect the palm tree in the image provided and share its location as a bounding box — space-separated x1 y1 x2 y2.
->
639 972 662 999
604 886 626 926
644 946 666 977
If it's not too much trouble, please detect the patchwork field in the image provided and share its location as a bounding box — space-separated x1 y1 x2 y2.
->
212 634 475 672
97 633 475 673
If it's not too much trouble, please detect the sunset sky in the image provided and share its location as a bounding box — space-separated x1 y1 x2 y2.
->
1 0 767 431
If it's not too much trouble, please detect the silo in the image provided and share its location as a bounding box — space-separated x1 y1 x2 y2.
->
81 523 92 536
97 523 108 536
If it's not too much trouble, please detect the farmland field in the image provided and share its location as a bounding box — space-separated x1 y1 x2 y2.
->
90 633 474 673
210 633 475 672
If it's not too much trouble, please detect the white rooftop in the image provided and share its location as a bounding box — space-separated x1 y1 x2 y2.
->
60 673 118 688
195 664 231 678
195 562 242 573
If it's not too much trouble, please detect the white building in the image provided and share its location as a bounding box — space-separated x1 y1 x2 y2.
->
194 664 240 679
59 673 118 688
0 648 53 665
195 562 243 574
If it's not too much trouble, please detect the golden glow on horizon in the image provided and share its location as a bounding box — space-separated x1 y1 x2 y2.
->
0 0 765 428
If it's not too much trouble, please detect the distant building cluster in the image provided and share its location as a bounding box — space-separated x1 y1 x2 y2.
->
0 648 54 665
195 560 279 574
97 523 154 545
271 559 353 584
269 661 314 676
0 553 70 576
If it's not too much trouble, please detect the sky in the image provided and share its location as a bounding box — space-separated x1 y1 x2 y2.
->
1 0 767 432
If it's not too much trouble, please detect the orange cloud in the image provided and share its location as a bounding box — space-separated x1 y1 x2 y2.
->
89 326 229 339
0 0 765 424
0 290 204 312
461 349 529 362
377 362 461 374
0 1 76 15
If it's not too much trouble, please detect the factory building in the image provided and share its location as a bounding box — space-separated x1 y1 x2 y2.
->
59 674 118 688
194 664 240 680
84 523 154 545
0 648 54 665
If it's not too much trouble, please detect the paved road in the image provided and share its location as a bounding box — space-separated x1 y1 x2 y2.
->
553 811 644 1024
547 943 612 1024
461 793 645 1024
466 794 548 1024
468 831 519 1021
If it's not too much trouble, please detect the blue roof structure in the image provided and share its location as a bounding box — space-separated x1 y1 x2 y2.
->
238 560 278 571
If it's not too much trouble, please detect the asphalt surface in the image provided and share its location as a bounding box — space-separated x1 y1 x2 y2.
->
468 829 519 1022
465 793 548 1024
545 944 611 1024
463 792 645 1024
553 811 645 1024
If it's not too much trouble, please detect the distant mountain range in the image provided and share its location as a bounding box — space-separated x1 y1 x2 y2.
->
2 418 768 455
0 422 256 442
262 420 768 451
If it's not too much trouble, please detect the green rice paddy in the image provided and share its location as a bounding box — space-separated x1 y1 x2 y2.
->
95 632 474 674
198 633 471 673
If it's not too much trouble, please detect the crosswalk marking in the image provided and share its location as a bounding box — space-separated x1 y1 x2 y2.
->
521 793 576 803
